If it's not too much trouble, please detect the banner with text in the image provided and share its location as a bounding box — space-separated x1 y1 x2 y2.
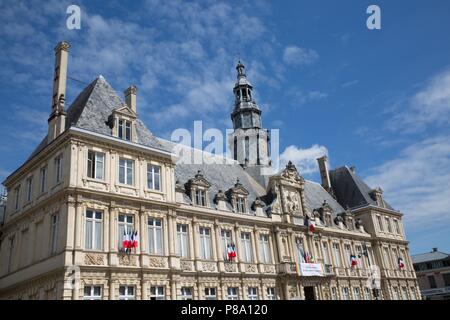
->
300 263 324 276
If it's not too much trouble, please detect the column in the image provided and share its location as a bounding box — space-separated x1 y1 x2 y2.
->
139 208 147 254
168 213 175 255
286 229 295 262
104 207 110 253
141 279 147 300
268 232 276 264
192 218 200 260
109 205 117 252
215 220 223 262
74 202 83 250
233 223 241 263
171 278 178 300
211 222 218 261
109 280 116 300
252 227 260 264
274 227 283 262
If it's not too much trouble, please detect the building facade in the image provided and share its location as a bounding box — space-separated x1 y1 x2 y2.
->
412 248 450 300
0 41 420 300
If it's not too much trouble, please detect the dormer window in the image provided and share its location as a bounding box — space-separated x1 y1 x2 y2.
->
118 119 132 141
236 197 246 213
195 189 207 206
227 178 249 214
186 170 211 207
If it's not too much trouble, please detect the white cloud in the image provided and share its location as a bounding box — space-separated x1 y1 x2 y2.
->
280 144 328 175
283 45 319 66
388 68 450 132
366 136 450 229
287 88 328 107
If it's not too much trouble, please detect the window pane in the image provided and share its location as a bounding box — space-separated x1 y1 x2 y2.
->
95 221 102 250
85 220 93 249
96 153 104 180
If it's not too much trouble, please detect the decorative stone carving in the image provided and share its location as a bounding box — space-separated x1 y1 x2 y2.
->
281 161 304 185
263 265 276 274
288 285 298 299
245 264 257 273
84 253 104 265
214 189 226 204
224 262 237 272
149 257 167 268
202 262 216 272
118 254 137 266
283 190 301 214
181 260 194 271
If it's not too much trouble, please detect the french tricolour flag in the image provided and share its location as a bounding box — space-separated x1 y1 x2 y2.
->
350 254 358 267
122 231 130 249
398 257 405 270
307 217 315 233
133 231 139 249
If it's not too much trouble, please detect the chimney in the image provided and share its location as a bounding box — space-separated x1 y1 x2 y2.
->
432 247 438 252
48 41 70 143
317 156 332 192
124 85 137 113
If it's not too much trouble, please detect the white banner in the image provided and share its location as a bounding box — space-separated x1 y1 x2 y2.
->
300 263 324 276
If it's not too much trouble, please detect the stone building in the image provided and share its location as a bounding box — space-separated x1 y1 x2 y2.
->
412 248 450 300
0 41 420 300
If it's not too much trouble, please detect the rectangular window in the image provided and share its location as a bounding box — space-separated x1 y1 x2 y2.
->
266 287 276 300
296 238 305 263
195 189 207 206
221 229 232 260
87 150 105 180
428 275 437 288
50 214 59 254
364 288 372 300
83 286 102 300
85 210 103 250
147 164 161 190
383 247 391 268
394 220 401 234
148 218 163 254
118 286 135 300
227 287 239 300
352 287 361 300
40 166 47 193
199 227 212 260
401 287 408 300
14 186 20 211
119 158 134 185
331 287 338 300
259 234 271 263
26 177 33 202
181 287 193 300
356 245 365 268
236 197 246 213
344 243 351 267
410 287 417 300
118 119 132 141
241 232 253 263
377 215 384 231
392 287 399 300
341 287 350 300
118 214 134 251
385 217 392 233
443 273 450 287
55 155 63 183
176 224 189 258
150 286 165 300
333 243 342 267
204 287 217 300
322 242 330 265
247 287 258 300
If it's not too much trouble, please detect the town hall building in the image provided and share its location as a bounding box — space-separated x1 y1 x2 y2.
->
0 41 420 300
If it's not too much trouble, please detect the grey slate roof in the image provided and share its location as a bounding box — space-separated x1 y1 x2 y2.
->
303 180 345 216
329 166 394 210
28 76 168 160
412 250 450 264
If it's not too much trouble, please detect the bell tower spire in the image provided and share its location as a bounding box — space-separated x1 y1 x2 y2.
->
229 61 271 186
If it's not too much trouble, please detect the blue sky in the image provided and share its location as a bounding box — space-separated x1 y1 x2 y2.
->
0 0 449 255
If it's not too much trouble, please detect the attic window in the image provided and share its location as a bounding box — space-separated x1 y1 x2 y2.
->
195 189 207 206
236 197 246 213
118 119 132 141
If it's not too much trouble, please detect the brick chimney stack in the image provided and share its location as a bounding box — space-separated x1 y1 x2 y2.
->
124 85 137 113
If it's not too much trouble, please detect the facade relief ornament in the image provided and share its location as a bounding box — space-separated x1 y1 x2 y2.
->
84 253 104 265
118 254 137 266
280 161 304 185
245 263 257 273
149 257 167 268
202 262 217 272
180 260 194 271
224 262 237 272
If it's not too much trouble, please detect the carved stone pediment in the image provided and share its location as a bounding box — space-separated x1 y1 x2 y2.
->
187 170 211 189
280 161 304 185
227 178 249 198
113 104 137 118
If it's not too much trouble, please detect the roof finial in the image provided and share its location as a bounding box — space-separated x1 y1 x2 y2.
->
236 60 245 77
